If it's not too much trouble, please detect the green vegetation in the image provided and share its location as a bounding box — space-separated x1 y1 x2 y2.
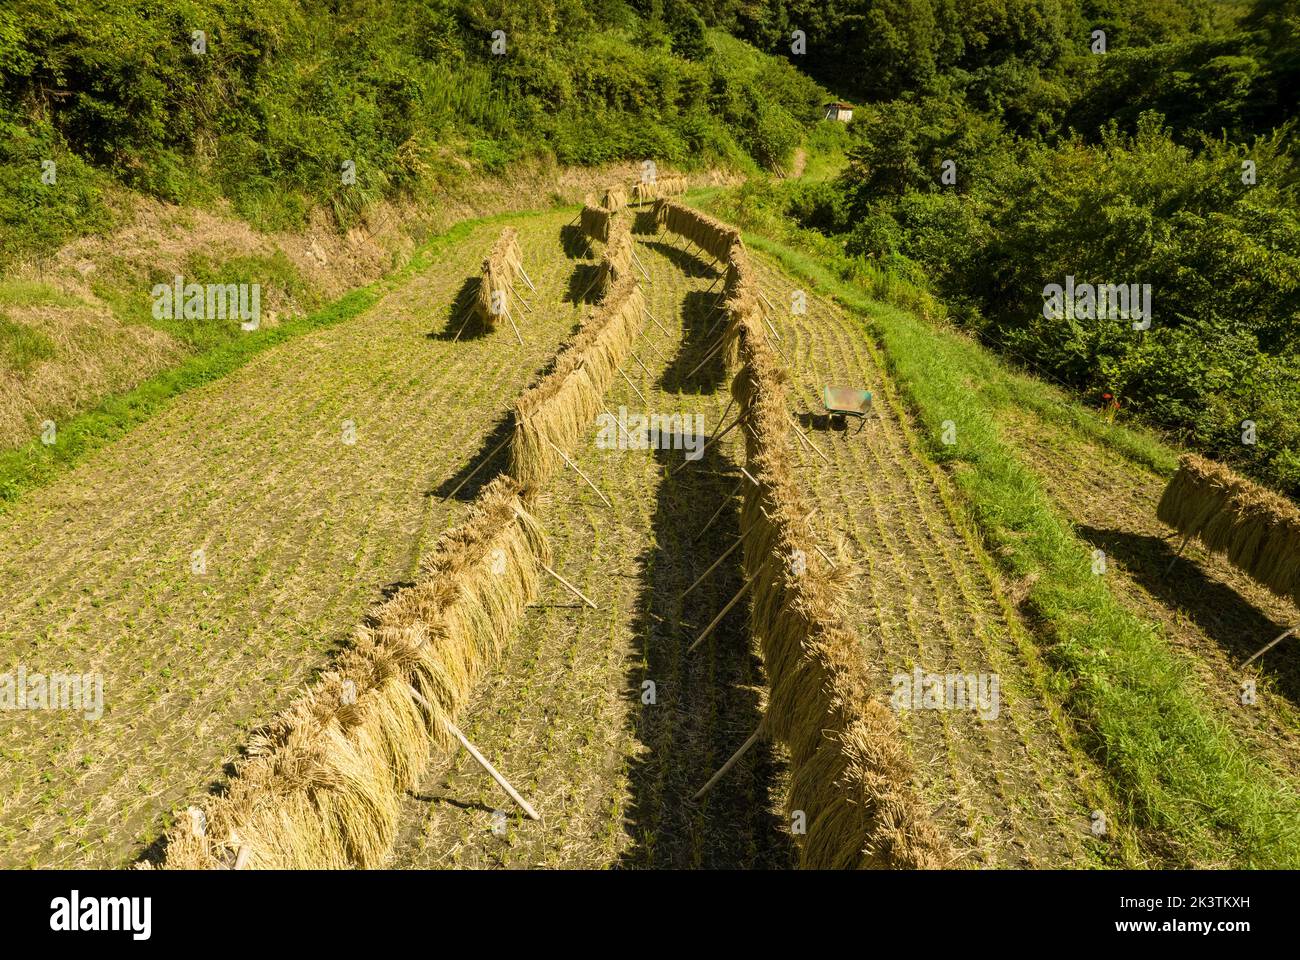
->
0 0 831 260
700 0 1300 500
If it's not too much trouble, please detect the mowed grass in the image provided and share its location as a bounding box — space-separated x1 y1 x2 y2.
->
739 230 1300 868
0 209 585 867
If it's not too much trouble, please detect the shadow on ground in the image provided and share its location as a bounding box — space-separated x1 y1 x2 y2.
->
619 440 794 868
1077 524 1300 704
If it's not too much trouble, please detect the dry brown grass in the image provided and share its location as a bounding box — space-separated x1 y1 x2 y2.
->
602 186 628 212
471 227 527 334
653 200 740 262
580 204 612 244
632 175 688 206
1158 454 1300 606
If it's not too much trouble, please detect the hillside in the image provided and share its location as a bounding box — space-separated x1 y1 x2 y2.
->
1 0 1299 893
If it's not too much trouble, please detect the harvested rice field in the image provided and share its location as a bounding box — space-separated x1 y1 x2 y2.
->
4 196 1298 872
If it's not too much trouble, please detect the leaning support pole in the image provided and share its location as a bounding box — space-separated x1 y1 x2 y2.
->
1165 532 1193 574
617 367 647 404
441 432 512 502
680 536 744 599
688 567 761 654
548 438 613 508
540 561 599 610
444 715 541 821
692 726 763 800
694 481 743 544
1242 625 1299 670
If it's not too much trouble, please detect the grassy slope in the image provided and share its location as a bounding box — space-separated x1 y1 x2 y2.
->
726 224 1300 868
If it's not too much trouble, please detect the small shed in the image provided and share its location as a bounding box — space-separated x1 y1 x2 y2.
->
824 101 854 123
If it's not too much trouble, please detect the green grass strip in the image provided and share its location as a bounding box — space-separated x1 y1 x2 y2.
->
741 229 1300 868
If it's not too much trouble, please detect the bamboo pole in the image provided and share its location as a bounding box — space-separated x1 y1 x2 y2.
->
692 726 762 800
540 562 599 610
441 432 512 501
617 367 647 404
789 413 832 464
442 715 540 821
1241 625 1298 669
688 565 762 654
694 481 743 543
547 438 613 508
680 536 744 599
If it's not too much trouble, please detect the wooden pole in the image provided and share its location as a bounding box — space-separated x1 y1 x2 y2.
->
688 568 760 654
503 306 525 346
642 307 671 337
671 409 748 476
789 413 832 464
443 716 541 821
539 562 599 610
233 846 251 870
694 481 742 543
517 264 537 292
442 431 512 502
639 329 667 361
685 336 726 380
1165 532 1192 574
617 367 647 404
680 536 744 599
692 726 762 800
1241 625 1298 670
547 438 612 508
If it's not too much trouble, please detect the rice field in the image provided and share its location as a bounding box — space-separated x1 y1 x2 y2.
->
3 195 1294 869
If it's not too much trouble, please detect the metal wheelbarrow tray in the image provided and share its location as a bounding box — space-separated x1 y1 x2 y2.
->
823 385 873 433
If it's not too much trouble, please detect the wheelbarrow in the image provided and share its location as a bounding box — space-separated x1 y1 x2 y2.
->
822 384 872 433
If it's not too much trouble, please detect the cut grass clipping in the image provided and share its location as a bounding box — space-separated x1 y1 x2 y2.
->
663 205 949 868
735 226 1300 868
1159 453 1300 606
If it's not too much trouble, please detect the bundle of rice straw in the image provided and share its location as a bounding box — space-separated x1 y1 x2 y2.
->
727 299 950 869
509 276 644 494
592 216 635 300
155 476 548 869
631 174 688 205
1158 454 1300 605
653 200 740 261
602 185 627 212
579 203 612 244
472 227 525 332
